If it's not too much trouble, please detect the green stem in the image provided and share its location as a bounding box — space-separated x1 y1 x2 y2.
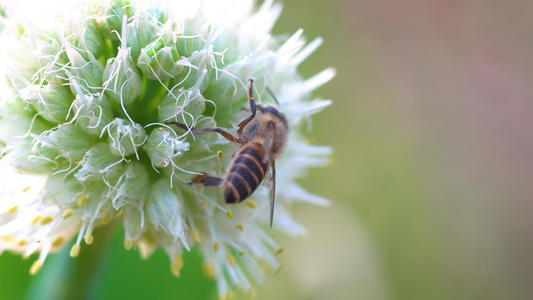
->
24 222 120 300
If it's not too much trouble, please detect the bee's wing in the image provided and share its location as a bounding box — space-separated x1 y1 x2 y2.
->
261 121 277 228
269 159 276 228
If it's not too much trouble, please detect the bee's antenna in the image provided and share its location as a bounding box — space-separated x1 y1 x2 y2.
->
266 87 280 106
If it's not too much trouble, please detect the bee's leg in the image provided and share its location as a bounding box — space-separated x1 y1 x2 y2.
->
166 121 244 144
190 173 223 187
237 79 257 136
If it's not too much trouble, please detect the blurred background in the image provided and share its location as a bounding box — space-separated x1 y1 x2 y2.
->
2 0 533 299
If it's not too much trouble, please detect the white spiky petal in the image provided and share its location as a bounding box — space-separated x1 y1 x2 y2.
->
0 0 334 296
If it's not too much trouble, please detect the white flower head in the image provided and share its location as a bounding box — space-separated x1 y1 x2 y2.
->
0 0 334 296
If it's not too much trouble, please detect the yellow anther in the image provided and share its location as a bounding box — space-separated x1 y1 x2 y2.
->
217 294 227 300
235 224 243 231
217 151 223 159
192 230 201 244
226 291 235 300
214 242 220 252
31 216 41 225
70 244 81 257
199 201 207 207
22 255 29 260
246 289 256 300
275 247 284 255
245 199 256 209
29 260 43 275
18 239 27 246
101 214 110 225
84 233 94 245
77 195 87 207
62 209 74 219
225 253 236 266
226 210 233 220
40 216 53 225
1 235 14 243
22 186 30 192
239 251 245 256
52 237 64 247
203 262 216 279
96 17 105 24
6 206 18 215
170 255 183 277
99 207 104 213
124 239 135 250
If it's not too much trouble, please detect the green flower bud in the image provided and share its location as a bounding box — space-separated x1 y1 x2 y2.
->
75 142 123 182
110 162 149 209
103 18 142 105
71 93 114 136
32 36 70 84
0 100 49 144
147 180 186 242
77 20 105 59
3 139 60 174
57 29 104 93
105 118 147 158
20 84 74 123
175 18 206 58
146 127 189 168
40 172 84 206
126 14 158 62
93 0 133 40
157 88 206 123
47 124 93 161
124 205 145 244
138 32 190 80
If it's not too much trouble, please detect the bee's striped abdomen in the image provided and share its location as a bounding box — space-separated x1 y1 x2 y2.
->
224 143 267 203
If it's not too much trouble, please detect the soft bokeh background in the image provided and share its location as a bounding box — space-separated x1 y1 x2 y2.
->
2 0 533 299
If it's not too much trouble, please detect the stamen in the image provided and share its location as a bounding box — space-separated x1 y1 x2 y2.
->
40 216 53 225
6 205 18 215
77 195 87 207
225 253 236 266
70 244 81 257
124 239 135 250
170 255 183 277
29 260 43 275
84 233 94 245
244 199 256 209
52 237 64 247
214 242 220 252
192 230 201 244
226 210 233 220
101 214 110 225
62 209 74 219
203 262 216 279
235 224 243 231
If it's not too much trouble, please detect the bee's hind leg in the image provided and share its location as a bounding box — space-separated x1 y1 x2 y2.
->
190 173 223 187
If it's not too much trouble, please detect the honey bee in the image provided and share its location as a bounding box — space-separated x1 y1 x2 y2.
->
167 79 288 227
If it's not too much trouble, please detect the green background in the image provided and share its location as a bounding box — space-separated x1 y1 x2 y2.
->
2 0 533 299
